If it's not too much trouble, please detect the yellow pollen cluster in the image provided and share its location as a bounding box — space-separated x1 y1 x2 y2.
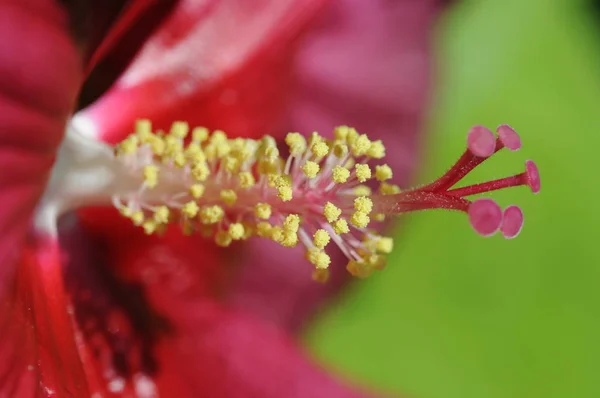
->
323 202 342 223
375 164 393 181
332 166 350 184
302 161 320 178
114 119 399 282
355 164 371 183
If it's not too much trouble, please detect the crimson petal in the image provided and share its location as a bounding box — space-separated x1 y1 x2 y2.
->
80 0 327 143
0 236 89 397
0 1 82 292
150 299 379 398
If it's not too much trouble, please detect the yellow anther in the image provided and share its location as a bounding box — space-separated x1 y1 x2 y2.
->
269 226 284 243
131 210 145 226
142 219 157 235
376 237 394 254
143 165 159 188
306 248 331 269
150 136 165 156
238 171 255 188
173 151 186 168
220 189 238 206
274 176 292 202
285 132 307 156
210 130 228 143
313 229 331 249
333 218 350 234
283 214 300 233
254 203 272 220
350 211 370 228
379 182 401 195
258 136 278 159
118 136 139 155
192 127 209 142
135 119 152 137
354 164 371 183
375 164 393 181
199 205 224 224
189 184 205 199
191 163 210 181
346 260 374 279
333 126 351 141
219 143 233 159
238 141 257 162
309 132 323 145
351 134 371 157
163 135 183 157
323 202 342 223
332 142 349 158
354 196 373 214
202 143 217 161
264 146 280 160
185 141 201 156
228 223 245 240
119 205 133 218
256 221 273 237
280 231 298 247
153 206 170 224
353 185 372 196
312 268 330 283
258 159 279 175
332 165 350 184
277 185 293 202
188 151 207 167
170 121 189 139
302 161 320 178
267 174 279 187
367 140 386 159
215 230 232 247
223 156 240 173
181 201 200 218
346 127 359 144
311 141 330 158
230 138 245 151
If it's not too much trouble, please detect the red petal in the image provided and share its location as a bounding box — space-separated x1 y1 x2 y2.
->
0 236 89 397
0 1 82 289
150 300 377 398
78 207 224 296
85 0 178 73
81 0 326 143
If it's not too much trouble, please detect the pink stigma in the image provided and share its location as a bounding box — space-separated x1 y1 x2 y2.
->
468 198 503 237
501 205 524 239
376 124 541 239
497 124 522 151
525 159 541 194
467 125 496 157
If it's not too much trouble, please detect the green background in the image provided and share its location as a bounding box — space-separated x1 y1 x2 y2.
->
307 0 600 397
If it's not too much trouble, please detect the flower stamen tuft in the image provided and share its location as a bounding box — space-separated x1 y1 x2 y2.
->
112 121 541 281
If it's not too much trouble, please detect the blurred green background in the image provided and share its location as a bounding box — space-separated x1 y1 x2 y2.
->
306 0 600 397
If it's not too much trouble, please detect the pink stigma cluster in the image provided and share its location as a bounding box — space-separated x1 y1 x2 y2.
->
383 124 540 239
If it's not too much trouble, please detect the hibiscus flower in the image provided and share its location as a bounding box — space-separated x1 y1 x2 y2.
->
0 1 540 397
